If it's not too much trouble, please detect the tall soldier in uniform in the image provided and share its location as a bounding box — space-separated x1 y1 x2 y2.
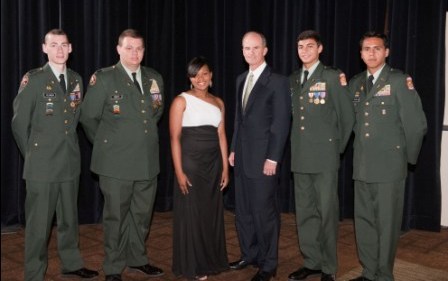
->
348 32 427 281
11 29 98 281
80 29 164 281
287 30 355 281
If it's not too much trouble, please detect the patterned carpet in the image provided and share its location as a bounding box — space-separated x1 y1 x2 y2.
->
338 259 448 281
2 211 448 280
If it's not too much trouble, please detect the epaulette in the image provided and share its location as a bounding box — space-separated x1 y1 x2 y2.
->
351 72 365 80
290 70 301 77
323 65 338 71
389 68 405 74
27 67 44 76
100 65 117 73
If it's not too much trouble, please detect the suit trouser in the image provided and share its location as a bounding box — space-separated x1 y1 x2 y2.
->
354 179 405 281
234 172 280 273
24 180 84 281
99 175 157 275
293 171 339 274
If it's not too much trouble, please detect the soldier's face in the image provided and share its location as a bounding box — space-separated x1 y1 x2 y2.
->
297 39 322 68
361 37 389 73
242 33 267 70
190 65 213 91
117 37 145 71
42 34 72 66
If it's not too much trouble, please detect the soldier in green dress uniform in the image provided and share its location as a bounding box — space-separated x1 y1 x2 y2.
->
348 32 427 281
11 29 98 281
288 30 355 281
80 29 164 281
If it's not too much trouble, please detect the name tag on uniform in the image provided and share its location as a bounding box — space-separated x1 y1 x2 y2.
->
43 93 56 98
110 95 123 101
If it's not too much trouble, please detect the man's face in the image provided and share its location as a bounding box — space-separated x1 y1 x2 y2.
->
360 37 389 73
42 34 72 65
117 36 145 70
242 33 267 70
297 38 322 68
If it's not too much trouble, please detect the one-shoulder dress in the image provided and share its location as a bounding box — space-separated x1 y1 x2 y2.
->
172 93 229 279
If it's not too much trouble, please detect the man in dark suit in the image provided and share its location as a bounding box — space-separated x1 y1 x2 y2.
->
80 29 164 281
288 30 355 281
228 31 291 281
11 29 98 281
348 32 427 281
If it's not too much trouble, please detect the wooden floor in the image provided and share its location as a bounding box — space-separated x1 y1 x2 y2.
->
1 211 448 280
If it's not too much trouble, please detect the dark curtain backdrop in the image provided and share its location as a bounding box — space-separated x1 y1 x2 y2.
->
1 0 446 231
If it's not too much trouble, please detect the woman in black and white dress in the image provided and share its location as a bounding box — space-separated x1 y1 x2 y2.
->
170 57 229 280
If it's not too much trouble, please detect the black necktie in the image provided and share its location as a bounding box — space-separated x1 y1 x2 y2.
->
302 70 309 87
367 74 374 93
132 72 142 94
59 74 66 93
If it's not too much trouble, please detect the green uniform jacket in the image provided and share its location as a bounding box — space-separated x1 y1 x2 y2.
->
80 62 164 181
290 63 355 173
11 63 83 182
348 64 427 183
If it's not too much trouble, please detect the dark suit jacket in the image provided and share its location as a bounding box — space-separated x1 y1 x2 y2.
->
80 62 164 181
11 63 83 182
230 66 291 178
348 64 427 182
290 63 354 173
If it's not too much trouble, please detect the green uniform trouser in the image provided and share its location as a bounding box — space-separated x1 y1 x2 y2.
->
25 180 84 281
293 171 339 274
99 175 158 275
354 180 405 281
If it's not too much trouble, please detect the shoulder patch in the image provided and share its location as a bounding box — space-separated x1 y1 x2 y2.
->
339 73 347 86
19 74 29 91
89 74 97 86
406 76 414 90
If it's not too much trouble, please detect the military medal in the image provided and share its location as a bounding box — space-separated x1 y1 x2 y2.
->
354 92 360 103
113 104 120 114
320 92 326 104
308 92 314 103
45 102 54 115
313 92 320 104
149 80 162 109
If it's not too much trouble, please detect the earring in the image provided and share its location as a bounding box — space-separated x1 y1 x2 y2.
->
209 80 213 88
190 84 193 89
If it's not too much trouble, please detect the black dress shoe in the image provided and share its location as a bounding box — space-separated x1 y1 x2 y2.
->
288 267 322 280
105 274 122 281
349 277 373 281
128 264 164 277
251 270 276 281
62 268 99 279
321 273 336 281
229 259 251 270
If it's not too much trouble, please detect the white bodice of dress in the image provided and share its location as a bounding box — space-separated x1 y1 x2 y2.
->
180 92 222 127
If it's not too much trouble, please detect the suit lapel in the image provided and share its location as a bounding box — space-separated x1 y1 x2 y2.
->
238 71 248 115
116 62 141 96
301 63 324 94
365 64 391 101
244 66 271 113
42 64 65 97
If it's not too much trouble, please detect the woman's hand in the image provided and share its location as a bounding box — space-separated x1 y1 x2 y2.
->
220 170 229 191
176 173 192 195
